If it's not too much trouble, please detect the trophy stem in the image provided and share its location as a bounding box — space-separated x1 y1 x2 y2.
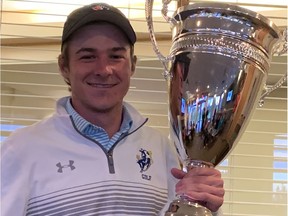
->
165 197 212 216
185 159 214 170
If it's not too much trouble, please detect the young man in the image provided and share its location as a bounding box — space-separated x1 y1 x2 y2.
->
1 3 224 215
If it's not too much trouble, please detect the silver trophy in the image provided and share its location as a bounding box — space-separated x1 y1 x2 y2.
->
145 1 287 215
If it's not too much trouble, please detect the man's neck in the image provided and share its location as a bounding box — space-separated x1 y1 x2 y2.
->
72 102 123 138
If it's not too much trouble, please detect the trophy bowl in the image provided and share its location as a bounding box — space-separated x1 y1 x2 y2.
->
145 1 287 216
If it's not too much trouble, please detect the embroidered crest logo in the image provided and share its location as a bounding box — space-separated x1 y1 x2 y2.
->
136 148 152 173
92 5 110 11
56 160 75 173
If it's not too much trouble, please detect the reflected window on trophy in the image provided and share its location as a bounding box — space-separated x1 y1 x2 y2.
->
272 136 287 202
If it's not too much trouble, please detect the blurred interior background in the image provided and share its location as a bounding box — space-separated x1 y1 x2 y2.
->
1 0 287 215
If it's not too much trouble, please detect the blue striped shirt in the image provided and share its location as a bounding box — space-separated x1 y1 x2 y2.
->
65 98 132 151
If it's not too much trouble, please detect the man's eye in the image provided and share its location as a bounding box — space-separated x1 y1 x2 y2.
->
80 55 95 59
111 54 124 59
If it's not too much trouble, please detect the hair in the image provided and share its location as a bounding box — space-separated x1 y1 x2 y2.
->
58 42 71 91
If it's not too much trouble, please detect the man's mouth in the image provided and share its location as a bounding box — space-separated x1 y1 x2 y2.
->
87 82 116 88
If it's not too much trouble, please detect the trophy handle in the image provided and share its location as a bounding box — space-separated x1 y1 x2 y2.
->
145 0 176 79
259 28 288 107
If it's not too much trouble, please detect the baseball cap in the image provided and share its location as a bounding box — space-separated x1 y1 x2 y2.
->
61 3 137 50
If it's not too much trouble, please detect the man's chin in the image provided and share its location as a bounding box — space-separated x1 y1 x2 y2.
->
89 102 120 114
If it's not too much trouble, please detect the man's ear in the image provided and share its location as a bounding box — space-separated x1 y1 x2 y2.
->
131 55 137 75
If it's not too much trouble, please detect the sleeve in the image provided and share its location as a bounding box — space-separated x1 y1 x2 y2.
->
1 137 30 215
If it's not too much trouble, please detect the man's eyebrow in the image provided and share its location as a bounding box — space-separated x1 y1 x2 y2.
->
111 46 128 52
75 47 95 54
75 46 128 54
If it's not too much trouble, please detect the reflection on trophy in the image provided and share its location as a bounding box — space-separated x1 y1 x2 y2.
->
145 1 287 215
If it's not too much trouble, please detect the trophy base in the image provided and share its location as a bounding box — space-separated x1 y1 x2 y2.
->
165 198 212 216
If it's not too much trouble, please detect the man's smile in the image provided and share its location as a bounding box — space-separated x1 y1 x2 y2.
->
87 82 117 88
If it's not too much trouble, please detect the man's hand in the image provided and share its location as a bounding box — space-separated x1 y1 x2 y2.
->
171 167 224 212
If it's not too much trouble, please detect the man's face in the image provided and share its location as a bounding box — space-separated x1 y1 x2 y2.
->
60 23 136 115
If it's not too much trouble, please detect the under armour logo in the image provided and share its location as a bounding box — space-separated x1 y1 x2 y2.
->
56 160 76 173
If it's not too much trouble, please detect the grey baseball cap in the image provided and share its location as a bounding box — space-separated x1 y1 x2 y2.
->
61 3 136 50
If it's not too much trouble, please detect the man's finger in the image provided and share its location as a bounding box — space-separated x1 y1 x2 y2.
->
171 168 186 179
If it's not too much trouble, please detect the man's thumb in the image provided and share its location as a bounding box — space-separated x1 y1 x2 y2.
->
171 168 186 179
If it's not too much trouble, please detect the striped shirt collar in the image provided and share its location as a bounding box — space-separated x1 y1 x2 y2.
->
65 98 133 135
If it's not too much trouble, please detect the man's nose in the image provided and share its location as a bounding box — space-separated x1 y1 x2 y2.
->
94 58 113 76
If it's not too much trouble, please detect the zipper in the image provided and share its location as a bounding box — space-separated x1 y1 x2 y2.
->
107 152 115 173
69 115 149 174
